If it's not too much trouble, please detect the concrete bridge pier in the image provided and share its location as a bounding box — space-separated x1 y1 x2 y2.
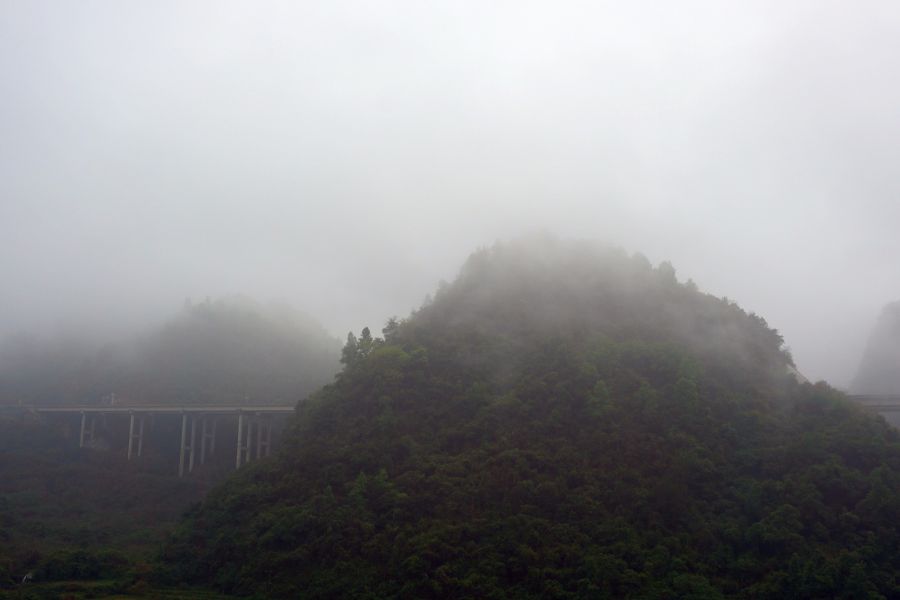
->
189 416 197 473
179 412 199 477
256 418 272 458
12 403 292 476
79 411 97 447
236 411 258 468
200 415 217 465
128 412 145 460
244 416 253 464
235 412 243 469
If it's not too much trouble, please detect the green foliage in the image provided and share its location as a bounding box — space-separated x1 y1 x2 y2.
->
148 239 900 597
36 549 129 582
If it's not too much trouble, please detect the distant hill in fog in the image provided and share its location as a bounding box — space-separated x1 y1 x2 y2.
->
851 301 900 395
0 296 342 405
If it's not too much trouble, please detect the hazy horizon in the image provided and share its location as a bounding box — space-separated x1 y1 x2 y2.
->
3 1 900 389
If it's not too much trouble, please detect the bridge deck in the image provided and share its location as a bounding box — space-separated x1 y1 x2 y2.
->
2 398 900 477
850 396 900 412
4 398 900 412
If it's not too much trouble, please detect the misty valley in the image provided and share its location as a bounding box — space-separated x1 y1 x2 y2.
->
3 238 900 599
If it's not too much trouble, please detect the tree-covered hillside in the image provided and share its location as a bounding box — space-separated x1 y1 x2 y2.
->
0 296 342 406
162 237 900 599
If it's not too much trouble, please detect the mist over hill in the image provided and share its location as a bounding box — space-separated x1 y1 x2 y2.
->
0 296 342 406
413 236 793 388
160 237 900 598
851 301 900 396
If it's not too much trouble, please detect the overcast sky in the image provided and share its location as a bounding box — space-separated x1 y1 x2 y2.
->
2 1 899 388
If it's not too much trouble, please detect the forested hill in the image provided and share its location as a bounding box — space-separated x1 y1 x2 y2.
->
0 297 342 405
852 301 900 395
163 238 900 599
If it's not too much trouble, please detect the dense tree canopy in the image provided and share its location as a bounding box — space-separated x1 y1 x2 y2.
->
161 237 900 599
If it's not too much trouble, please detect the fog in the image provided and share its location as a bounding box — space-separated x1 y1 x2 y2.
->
2 1 899 388
852 302 900 394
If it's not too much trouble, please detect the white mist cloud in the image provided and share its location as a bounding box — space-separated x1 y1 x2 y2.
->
2 1 899 387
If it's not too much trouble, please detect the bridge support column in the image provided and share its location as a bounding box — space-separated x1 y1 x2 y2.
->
200 416 207 465
236 413 254 467
128 413 145 460
179 412 187 477
189 416 197 473
137 415 145 457
128 412 135 460
79 411 86 447
244 416 253 465
236 412 243 469
257 418 272 458
200 416 217 465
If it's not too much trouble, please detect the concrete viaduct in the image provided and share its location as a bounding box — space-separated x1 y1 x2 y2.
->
848 396 900 412
4 396 900 477
2 404 294 477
